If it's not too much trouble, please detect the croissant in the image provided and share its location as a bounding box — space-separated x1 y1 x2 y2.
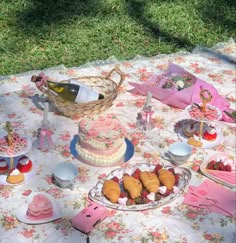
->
158 169 175 190
123 175 142 199
102 180 121 203
140 171 160 193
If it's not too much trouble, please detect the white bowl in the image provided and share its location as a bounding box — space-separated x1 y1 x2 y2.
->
168 142 192 165
53 162 78 188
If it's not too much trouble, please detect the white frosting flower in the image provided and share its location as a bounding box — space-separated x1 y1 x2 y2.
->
19 157 29 165
147 192 156 201
159 186 167 194
10 168 20 176
118 197 128 205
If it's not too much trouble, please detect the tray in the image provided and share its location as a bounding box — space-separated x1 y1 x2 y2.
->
88 163 191 211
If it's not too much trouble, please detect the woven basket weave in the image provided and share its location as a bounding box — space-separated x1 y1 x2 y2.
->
37 65 125 119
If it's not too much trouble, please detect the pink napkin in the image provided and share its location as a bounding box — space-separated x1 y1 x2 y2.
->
183 179 236 217
129 63 234 123
206 170 236 185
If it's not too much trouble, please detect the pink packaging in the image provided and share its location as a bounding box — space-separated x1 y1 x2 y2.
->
129 63 234 123
72 201 108 234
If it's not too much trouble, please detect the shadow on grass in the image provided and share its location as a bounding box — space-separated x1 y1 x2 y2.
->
126 0 195 50
16 0 103 34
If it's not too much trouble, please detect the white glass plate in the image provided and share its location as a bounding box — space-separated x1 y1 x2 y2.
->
88 163 191 211
185 104 222 122
16 192 63 224
200 153 236 188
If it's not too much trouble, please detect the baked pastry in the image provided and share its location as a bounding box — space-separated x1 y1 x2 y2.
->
203 125 217 141
27 194 53 220
183 122 197 138
158 169 175 190
140 171 160 193
17 155 33 173
123 175 142 199
188 136 203 147
0 158 8 173
6 168 24 184
102 180 121 203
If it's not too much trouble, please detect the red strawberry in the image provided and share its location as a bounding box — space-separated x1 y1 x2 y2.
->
132 168 141 179
218 162 225 171
153 164 163 173
213 162 220 170
207 160 216 170
120 192 128 198
111 176 119 183
126 198 135 205
141 190 149 198
225 164 232 172
174 174 180 186
168 168 175 175
162 189 171 197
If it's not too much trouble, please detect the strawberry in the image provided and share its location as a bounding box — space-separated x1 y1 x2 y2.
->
225 164 232 172
153 164 163 173
174 174 180 186
218 162 225 171
126 198 135 205
135 196 145 204
120 192 128 198
132 168 141 179
111 176 119 183
162 189 171 197
213 162 220 170
141 190 149 198
207 160 216 170
168 168 175 175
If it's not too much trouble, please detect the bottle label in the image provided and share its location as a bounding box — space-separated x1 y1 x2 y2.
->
70 80 99 103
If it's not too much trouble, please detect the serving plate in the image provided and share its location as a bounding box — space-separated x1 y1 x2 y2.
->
200 153 236 188
185 104 222 122
16 192 62 224
88 163 191 211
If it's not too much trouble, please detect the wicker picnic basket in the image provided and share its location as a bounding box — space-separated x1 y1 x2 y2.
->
36 65 125 119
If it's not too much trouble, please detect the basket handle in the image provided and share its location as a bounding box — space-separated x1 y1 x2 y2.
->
105 65 125 87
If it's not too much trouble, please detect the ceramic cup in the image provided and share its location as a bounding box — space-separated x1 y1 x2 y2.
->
53 162 78 189
165 142 192 165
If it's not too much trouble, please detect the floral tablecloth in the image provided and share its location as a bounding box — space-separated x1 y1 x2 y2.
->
0 39 235 243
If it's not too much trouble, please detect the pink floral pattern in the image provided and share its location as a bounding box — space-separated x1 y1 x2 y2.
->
0 39 235 242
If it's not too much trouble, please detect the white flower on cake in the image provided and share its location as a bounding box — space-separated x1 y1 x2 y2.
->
159 186 167 194
147 192 156 201
118 197 128 205
10 168 20 176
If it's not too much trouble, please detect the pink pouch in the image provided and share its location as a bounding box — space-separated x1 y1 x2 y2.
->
129 63 234 123
72 201 108 234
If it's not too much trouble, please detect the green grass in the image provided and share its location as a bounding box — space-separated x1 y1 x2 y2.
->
0 0 235 75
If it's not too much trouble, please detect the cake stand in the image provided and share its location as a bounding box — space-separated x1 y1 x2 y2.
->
0 129 33 185
181 103 223 148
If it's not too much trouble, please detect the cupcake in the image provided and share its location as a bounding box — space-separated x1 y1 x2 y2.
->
17 155 33 173
7 168 25 184
0 158 9 174
203 125 217 141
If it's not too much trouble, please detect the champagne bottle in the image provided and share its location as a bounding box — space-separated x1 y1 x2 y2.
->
46 81 104 103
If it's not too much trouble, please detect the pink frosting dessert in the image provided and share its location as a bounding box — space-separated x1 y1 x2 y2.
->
26 194 53 220
76 114 127 167
188 104 221 121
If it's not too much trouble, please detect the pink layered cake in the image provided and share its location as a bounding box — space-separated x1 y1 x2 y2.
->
76 114 127 167
26 194 53 220
17 155 33 173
